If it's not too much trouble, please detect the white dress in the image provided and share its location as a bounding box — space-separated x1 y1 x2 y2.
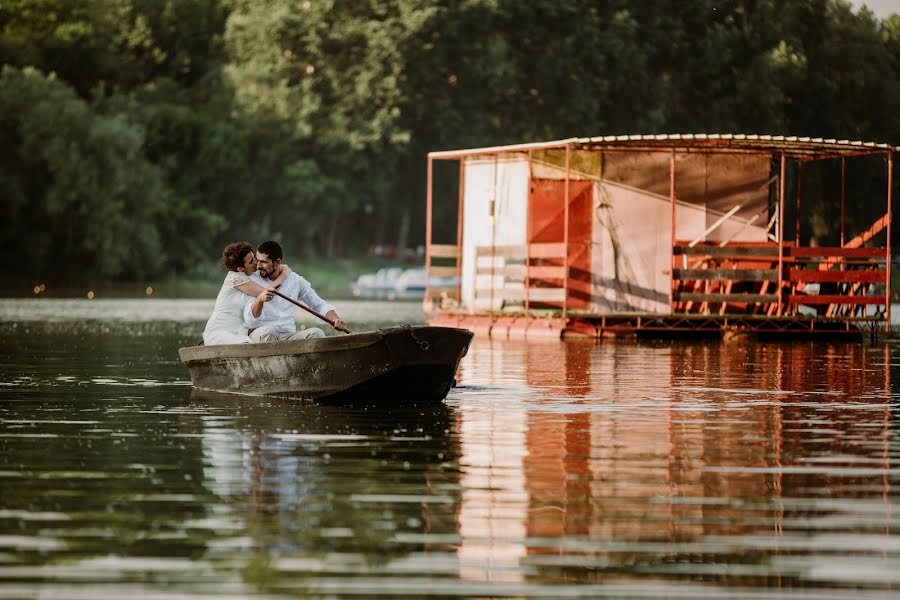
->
202 271 254 345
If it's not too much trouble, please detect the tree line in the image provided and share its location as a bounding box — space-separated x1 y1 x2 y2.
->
1 0 898 283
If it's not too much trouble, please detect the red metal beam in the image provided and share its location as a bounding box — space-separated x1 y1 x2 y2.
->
670 150 676 313
563 144 571 319
525 149 533 315
778 152 786 315
456 158 465 303
788 295 886 306
489 154 498 319
804 149 892 161
887 151 893 331
425 156 433 308
429 139 577 160
841 158 846 247
795 162 802 246
844 213 890 249
789 246 885 258
788 270 885 283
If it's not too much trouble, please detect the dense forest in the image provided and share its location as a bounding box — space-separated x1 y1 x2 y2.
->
1 0 899 283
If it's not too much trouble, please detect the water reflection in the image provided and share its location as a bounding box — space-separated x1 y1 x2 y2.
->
452 339 898 592
191 392 459 567
1 313 899 597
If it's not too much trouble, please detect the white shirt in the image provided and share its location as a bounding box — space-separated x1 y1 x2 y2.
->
203 271 252 344
243 271 336 334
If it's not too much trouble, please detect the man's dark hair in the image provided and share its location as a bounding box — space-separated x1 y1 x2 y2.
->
257 240 283 262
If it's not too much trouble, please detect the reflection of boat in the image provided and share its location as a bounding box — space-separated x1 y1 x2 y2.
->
178 326 473 402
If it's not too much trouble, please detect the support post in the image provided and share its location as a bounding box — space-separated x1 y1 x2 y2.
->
670 150 676 312
525 149 532 316
777 152 786 316
563 144 571 320
489 153 498 321
795 161 802 246
456 159 465 304
425 156 433 310
887 151 893 333
841 158 846 248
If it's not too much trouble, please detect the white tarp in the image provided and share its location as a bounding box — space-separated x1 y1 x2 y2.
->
461 155 529 311
593 179 768 313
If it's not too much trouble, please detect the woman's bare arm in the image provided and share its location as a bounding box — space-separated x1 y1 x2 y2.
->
234 264 291 297
268 264 291 289
235 280 267 297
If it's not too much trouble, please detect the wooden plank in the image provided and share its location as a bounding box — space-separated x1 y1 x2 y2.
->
427 286 457 298
673 268 778 282
529 243 568 258
673 293 779 303
475 245 526 259
476 265 519 277
788 269 885 283
475 243 568 259
428 266 459 277
788 294 886 306
674 245 779 257
687 205 742 247
475 288 566 302
844 213 889 249
787 247 885 258
678 240 778 247
527 265 567 279
475 265 567 279
789 258 886 265
429 244 458 258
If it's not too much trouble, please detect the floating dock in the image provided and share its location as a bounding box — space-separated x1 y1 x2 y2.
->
423 134 896 339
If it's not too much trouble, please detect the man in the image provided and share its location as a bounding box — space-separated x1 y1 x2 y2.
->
243 240 347 342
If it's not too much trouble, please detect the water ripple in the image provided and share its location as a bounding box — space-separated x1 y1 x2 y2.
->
1 314 900 597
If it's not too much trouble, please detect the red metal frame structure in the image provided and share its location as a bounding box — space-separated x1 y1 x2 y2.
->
668 150 676 310
424 134 898 339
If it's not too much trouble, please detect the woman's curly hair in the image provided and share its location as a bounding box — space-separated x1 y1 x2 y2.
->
221 241 254 272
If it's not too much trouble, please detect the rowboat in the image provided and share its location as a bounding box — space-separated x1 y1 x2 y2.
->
178 326 473 402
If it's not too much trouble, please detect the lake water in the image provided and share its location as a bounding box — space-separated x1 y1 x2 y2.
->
1 298 899 598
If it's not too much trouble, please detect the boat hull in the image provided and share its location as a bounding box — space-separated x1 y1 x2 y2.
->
178 326 473 402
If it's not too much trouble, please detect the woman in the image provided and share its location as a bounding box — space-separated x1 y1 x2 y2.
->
202 241 290 345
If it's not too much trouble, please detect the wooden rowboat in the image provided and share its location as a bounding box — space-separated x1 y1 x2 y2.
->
178 326 473 402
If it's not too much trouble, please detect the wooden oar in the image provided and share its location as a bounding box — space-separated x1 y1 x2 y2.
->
269 289 352 334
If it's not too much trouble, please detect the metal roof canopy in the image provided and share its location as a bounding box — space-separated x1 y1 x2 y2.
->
428 133 899 161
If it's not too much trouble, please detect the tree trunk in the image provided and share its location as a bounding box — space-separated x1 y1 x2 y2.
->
326 215 338 258
396 208 410 256
374 206 388 247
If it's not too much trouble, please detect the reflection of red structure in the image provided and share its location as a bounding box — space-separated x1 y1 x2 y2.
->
523 413 593 542
454 339 894 584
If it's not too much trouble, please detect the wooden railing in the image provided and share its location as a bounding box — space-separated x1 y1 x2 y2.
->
785 246 887 317
426 244 459 303
672 241 888 318
433 239 888 323
474 243 568 307
672 242 780 314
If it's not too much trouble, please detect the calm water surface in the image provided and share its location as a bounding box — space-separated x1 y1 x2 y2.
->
1 299 899 598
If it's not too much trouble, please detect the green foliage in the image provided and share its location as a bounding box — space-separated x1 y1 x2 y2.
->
1 0 899 287
0 66 167 279
0 0 227 95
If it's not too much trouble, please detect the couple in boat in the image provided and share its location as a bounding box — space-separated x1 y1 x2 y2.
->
202 240 347 346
